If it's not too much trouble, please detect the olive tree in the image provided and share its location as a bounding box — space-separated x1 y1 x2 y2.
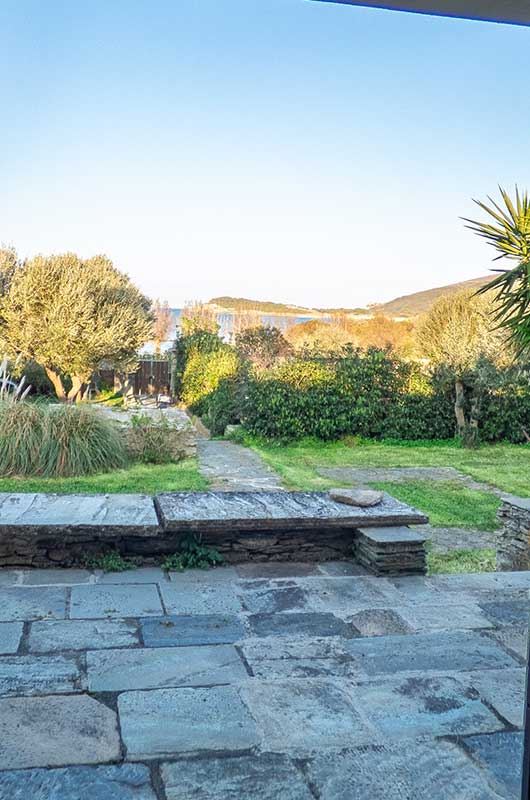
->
0 252 153 401
0 246 20 298
417 290 507 443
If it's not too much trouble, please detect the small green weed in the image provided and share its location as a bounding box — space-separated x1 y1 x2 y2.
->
162 536 224 571
84 552 140 572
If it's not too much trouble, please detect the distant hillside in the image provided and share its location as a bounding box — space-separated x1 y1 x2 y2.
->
208 296 320 316
375 275 492 318
208 276 493 321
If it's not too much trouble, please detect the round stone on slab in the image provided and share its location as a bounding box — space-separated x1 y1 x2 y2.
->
329 488 384 507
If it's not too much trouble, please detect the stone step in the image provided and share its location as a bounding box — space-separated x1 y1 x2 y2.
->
356 526 427 576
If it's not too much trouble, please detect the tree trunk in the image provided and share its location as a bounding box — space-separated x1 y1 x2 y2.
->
67 376 83 403
45 368 67 402
80 383 92 403
468 389 481 447
454 378 466 437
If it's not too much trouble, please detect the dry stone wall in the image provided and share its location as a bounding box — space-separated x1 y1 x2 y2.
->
0 491 428 574
496 495 530 571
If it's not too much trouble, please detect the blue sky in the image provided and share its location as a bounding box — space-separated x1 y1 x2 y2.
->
1 0 529 308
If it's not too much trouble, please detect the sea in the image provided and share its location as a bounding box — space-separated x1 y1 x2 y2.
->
140 308 321 355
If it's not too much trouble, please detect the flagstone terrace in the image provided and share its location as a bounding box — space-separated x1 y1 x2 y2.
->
0 563 526 799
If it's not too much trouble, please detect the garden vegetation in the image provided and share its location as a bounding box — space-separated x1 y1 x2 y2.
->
0 249 153 402
0 401 128 478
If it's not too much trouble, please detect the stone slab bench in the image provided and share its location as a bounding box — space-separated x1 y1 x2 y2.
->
0 493 160 567
0 490 428 573
154 491 428 571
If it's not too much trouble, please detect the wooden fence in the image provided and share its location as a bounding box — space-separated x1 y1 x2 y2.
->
97 355 172 397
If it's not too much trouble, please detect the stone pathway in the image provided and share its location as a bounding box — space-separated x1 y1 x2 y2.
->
0 564 527 798
197 439 284 491
316 465 504 496
420 525 498 553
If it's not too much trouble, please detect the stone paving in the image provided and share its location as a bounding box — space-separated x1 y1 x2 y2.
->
418 525 498 553
0 563 527 798
197 439 284 491
316 465 504 496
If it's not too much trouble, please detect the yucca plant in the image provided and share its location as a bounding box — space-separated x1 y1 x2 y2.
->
463 187 530 353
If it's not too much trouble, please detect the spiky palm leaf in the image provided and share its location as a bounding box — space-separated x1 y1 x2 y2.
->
463 187 530 353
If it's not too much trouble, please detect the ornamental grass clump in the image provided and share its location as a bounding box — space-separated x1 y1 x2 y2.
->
0 401 44 476
0 401 128 477
42 404 128 477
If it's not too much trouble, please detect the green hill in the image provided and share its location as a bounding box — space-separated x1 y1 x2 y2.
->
209 275 493 320
208 296 318 315
375 275 492 317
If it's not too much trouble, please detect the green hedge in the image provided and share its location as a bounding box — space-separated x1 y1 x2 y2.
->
239 350 446 441
178 337 530 443
240 358 530 443
203 377 243 436
480 389 530 443
181 346 240 416
380 394 455 440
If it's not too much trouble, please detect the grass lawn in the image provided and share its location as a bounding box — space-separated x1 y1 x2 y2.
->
427 548 496 575
0 459 208 495
371 480 500 530
244 436 530 575
245 436 530 496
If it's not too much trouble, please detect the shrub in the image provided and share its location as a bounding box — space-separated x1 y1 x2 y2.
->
242 379 348 440
0 401 128 477
241 349 416 441
126 413 187 463
84 552 139 572
335 348 411 437
380 393 455 440
235 326 292 369
173 329 224 396
162 535 224 571
480 389 530 443
263 357 335 389
181 346 240 414
204 376 243 436
180 338 530 444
